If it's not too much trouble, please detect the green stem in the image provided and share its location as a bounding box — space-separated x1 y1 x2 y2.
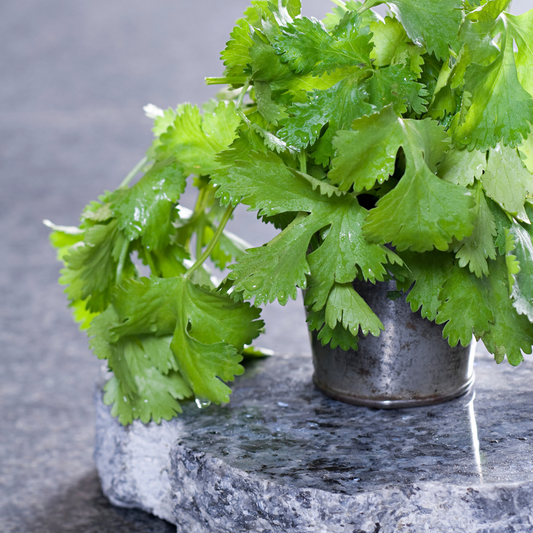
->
186 205 235 280
358 0 381 14
267 212 307 247
237 108 251 124
299 150 307 175
205 76 249 86
119 156 148 188
236 79 251 110
196 220 206 263
184 186 210 253
145 249 158 276
116 239 130 284
192 186 209 220
330 0 348 10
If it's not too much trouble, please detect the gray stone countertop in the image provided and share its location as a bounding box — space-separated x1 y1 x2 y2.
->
95 349 533 532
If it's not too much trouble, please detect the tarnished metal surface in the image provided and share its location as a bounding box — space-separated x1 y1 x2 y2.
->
311 281 475 408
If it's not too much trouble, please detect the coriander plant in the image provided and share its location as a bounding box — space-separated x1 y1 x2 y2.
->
49 0 533 424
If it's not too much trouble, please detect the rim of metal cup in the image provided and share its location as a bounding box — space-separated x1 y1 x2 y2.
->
312 373 475 409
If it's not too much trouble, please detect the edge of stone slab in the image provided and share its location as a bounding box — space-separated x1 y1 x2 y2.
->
94 387 533 533
93 385 181 524
170 444 533 533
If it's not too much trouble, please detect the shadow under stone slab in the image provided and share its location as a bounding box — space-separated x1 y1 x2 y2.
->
19 470 175 533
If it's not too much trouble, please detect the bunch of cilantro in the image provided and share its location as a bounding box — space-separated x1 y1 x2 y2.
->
49 0 533 425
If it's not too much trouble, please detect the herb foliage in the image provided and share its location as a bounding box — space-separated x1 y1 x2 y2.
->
49 0 533 424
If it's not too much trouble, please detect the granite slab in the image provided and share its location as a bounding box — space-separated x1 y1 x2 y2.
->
95 349 533 532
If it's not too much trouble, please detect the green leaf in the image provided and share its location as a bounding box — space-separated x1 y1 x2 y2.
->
213 151 401 307
151 108 178 137
82 198 114 225
364 175 475 253
103 367 190 426
254 80 288 125
91 305 193 424
365 64 428 115
70 299 99 331
250 32 295 84
282 69 354 98
102 339 192 425
451 33 533 151
308 308 359 351
320 324 359 351
519 133 533 174
437 257 533 364
503 11 533 98
246 0 301 27
277 75 373 162
171 279 262 403
396 250 454 321
435 263 495 347
323 0 376 32
437 147 487 187
453 181 497 278
504 229 520 292
386 0 463 60
508 221 533 321
241 345 273 358
369 16 425 76
243 0 301 26
46 221 84 260
329 106 404 192
359 114 475 252
221 18 254 79
248 29 357 99
272 15 372 76
214 150 314 213
137 335 177 373
111 159 186 250
452 2 512 90
486 197 511 255
156 101 242 175
427 83 458 122
370 16 408 66
170 332 243 405
324 283 384 337
93 277 263 406
482 144 533 218
138 244 189 278
305 200 402 310
61 220 132 312
227 212 313 306
182 280 262 351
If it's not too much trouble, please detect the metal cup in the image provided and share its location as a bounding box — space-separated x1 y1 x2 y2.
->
311 281 475 408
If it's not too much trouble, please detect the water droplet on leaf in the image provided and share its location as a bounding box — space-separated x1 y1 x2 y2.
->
243 277 264 291
195 398 212 409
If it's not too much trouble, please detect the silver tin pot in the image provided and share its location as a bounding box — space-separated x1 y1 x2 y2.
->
311 281 475 409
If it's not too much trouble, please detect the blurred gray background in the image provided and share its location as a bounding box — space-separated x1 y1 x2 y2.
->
0 1 530 531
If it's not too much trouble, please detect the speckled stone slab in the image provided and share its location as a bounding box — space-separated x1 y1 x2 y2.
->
95 350 533 532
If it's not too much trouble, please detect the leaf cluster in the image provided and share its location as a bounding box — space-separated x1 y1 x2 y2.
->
212 0 533 365
48 0 533 424
48 101 262 424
